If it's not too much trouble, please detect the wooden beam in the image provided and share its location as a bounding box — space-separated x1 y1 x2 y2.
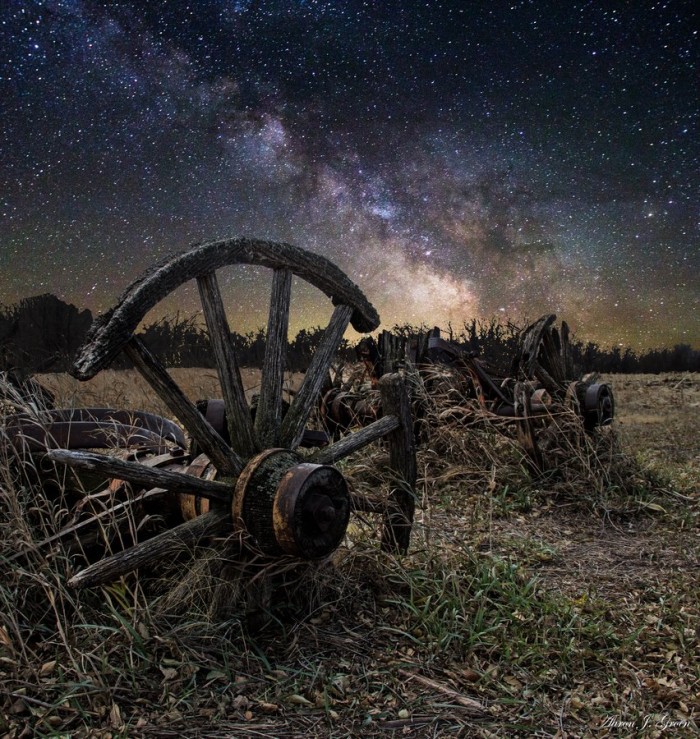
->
378 374 416 554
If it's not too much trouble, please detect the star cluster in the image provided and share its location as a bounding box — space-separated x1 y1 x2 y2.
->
1 0 697 349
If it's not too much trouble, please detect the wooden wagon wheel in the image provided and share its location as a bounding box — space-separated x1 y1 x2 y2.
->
512 314 614 473
47 238 416 589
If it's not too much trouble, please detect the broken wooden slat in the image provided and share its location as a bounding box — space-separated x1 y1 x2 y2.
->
47 449 232 502
561 320 574 379
515 314 556 379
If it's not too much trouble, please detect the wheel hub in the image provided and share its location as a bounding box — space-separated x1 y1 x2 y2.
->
233 449 350 558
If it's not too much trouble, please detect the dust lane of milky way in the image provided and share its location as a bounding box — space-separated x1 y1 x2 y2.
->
1 1 697 349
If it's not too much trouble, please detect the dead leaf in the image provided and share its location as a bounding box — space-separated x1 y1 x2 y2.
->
40 660 57 676
504 676 523 690
160 667 178 681
232 695 250 710
288 694 313 706
109 703 123 729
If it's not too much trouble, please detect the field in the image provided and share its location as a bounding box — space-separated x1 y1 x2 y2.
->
1 369 698 737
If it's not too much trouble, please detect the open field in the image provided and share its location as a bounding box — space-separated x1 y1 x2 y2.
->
2 370 698 737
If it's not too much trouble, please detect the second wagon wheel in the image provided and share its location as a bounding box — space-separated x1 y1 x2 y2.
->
511 314 614 473
49 238 416 589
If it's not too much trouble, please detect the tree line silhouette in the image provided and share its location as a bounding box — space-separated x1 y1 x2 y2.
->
1 294 697 377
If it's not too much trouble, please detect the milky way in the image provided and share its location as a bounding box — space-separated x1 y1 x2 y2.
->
1 1 697 349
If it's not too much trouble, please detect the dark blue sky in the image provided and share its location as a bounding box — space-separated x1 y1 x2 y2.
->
1 0 697 348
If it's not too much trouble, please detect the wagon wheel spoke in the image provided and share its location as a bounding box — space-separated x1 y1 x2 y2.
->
280 303 353 450
47 449 232 502
67 508 233 589
197 272 258 459
254 268 292 448
124 337 244 476
310 414 400 465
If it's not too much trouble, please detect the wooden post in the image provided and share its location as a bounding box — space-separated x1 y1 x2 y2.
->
378 373 416 554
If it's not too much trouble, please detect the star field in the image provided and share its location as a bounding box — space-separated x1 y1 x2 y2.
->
1 0 698 350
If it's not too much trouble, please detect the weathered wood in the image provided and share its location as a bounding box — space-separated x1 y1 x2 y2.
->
280 304 353 449
310 414 400 465
378 330 405 376
378 374 416 554
514 381 543 473
47 449 232 502
72 238 380 380
561 320 574 379
197 272 258 459
123 337 243 476
516 314 556 379
254 268 292 447
532 360 561 394
539 326 566 386
8 488 166 561
67 509 232 588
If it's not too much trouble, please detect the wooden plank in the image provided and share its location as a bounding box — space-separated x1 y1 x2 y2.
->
67 509 232 589
254 268 292 447
280 304 353 450
124 338 243 476
378 374 417 554
310 415 400 465
47 449 232 502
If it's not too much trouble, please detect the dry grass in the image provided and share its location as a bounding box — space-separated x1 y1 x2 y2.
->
1 368 698 737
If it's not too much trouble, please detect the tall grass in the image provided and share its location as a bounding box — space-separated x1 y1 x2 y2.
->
1 367 693 736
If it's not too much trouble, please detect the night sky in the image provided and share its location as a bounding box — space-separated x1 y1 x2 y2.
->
1 1 698 350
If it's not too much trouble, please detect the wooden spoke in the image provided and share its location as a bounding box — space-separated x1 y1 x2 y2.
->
310 415 400 465
254 268 292 447
197 272 258 459
124 338 243 476
47 449 232 503
67 509 232 589
7 488 165 562
280 304 353 450
378 374 416 554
